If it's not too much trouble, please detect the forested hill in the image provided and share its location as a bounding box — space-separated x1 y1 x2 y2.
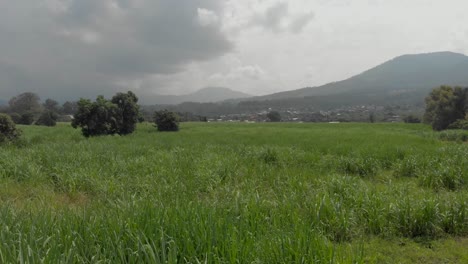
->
242 52 468 106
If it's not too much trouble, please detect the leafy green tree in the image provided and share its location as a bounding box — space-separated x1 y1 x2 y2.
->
154 110 180 132
72 96 119 137
43 98 59 113
61 101 78 115
424 86 467 131
267 111 281 122
0 114 21 143
72 92 140 137
111 91 140 135
8 113 21 124
35 111 58 127
18 112 35 125
8 92 41 114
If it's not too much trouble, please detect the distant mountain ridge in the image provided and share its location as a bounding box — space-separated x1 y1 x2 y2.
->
141 87 252 105
244 51 468 106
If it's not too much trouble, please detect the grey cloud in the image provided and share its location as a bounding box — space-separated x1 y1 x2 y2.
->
289 12 315 33
256 2 289 32
0 0 232 101
251 2 314 33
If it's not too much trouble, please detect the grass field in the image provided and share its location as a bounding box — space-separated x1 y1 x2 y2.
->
0 122 467 263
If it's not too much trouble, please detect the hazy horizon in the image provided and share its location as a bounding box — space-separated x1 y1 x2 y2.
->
1 0 468 101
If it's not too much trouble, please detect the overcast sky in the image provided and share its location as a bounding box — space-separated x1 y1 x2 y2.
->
1 0 468 101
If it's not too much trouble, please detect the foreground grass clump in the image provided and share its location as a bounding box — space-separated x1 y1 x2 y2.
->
0 122 467 263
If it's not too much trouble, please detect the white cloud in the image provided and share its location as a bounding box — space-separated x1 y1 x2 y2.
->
197 8 220 27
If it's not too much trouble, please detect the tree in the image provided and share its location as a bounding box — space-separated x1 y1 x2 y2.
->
267 111 281 122
61 101 78 115
0 114 21 143
424 86 467 131
35 111 58 127
72 96 119 137
111 91 140 135
8 113 21 124
154 110 180 132
8 92 41 114
18 112 35 125
71 92 140 137
43 98 59 113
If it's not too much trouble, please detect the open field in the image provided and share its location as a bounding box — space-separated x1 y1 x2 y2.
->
0 122 467 263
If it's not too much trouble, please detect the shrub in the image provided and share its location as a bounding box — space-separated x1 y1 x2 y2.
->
35 111 58 127
266 111 281 122
0 114 22 143
403 115 421 123
438 130 468 142
447 119 468 130
154 110 180 132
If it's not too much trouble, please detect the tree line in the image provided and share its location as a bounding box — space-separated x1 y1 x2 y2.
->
1 86 467 144
0 92 78 127
0 91 180 143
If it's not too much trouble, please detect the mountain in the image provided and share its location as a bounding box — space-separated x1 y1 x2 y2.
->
141 87 252 105
245 52 468 107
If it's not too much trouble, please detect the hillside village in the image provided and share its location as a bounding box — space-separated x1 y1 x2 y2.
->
207 104 409 123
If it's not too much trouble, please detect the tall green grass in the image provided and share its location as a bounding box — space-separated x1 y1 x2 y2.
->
0 122 467 263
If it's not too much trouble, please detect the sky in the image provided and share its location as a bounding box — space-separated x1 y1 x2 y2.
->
0 0 468 102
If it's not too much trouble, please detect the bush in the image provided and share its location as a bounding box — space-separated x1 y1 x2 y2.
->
403 115 421 123
438 130 468 142
267 111 281 122
447 119 468 130
154 110 179 132
35 111 58 127
0 114 22 143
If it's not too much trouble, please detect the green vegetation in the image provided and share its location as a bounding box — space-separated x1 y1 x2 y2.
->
424 86 468 131
35 110 58 127
0 113 21 143
154 110 180 131
267 111 281 122
72 91 140 137
403 114 422 123
1 92 79 126
0 122 467 263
